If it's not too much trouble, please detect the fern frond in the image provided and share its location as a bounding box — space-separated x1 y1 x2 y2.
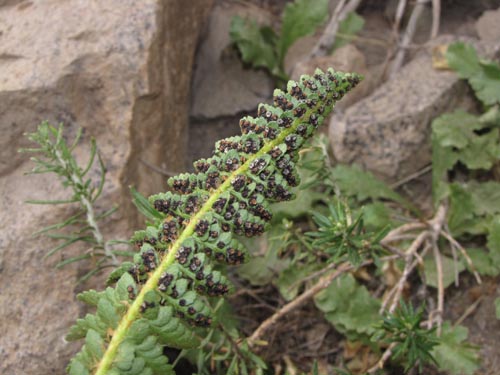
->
67 68 362 375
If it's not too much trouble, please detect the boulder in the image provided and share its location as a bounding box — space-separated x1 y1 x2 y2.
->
190 1 274 119
329 36 498 182
476 7 500 43
0 1 213 374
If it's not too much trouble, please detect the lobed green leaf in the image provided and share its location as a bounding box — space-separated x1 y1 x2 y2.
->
431 322 480 375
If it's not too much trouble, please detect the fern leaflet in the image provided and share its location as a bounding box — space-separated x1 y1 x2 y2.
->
67 68 361 375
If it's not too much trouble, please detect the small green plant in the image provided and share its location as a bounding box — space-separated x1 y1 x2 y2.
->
373 301 438 372
20 122 130 281
307 201 388 266
230 0 364 86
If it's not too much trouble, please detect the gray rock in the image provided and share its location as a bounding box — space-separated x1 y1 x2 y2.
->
0 1 212 374
476 7 500 43
188 115 242 166
190 1 274 119
329 36 498 182
284 34 319 75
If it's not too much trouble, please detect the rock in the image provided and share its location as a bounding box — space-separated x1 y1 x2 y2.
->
190 1 274 119
291 44 370 110
0 1 212 374
189 114 242 167
284 34 319 75
476 7 500 43
329 36 498 183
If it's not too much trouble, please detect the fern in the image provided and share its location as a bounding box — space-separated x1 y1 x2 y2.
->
67 68 361 375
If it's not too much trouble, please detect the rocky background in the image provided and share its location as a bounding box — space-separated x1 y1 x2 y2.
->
0 0 499 374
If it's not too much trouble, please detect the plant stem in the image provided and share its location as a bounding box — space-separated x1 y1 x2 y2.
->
247 262 359 348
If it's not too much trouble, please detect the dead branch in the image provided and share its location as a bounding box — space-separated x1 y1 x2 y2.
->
367 342 397 374
309 0 362 59
431 0 441 38
440 229 481 284
246 262 356 348
393 0 408 36
389 0 429 77
432 242 444 335
381 222 427 244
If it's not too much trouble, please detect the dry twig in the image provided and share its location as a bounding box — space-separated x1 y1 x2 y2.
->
440 229 482 284
309 0 362 59
246 262 355 348
382 231 430 313
454 296 483 327
389 0 429 77
393 0 408 36
381 222 427 244
430 0 441 39
431 242 444 335
367 342 397 374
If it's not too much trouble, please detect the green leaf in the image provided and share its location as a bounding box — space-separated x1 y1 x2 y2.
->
332 12 365 51
479 105 500 127
446 42 500 106
458 128 500 169
78 290 104 307
278 0 329 62
486 216 500 266
97 297 120 330
67 359 90 375
130 186 163 221
465 248 500 276
423 254 465 289
230 16 278 72
467 181 500 216
446 42 481 79
495 298 500 320
277 262 321 301
25 198 79 205
447 183 475 235
432 137 456 203
66 313 108 341
238 226 291 286
116 272 136 301
431 110 500 179
361 202 393 231
214 300 241 333
469 60 500 106
85 329 105 361
271 189 323 219
114 341 135 371
314 274 381 336
149 306 199 349
432 111 482 149
332 164 409 207
431 322 480 375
